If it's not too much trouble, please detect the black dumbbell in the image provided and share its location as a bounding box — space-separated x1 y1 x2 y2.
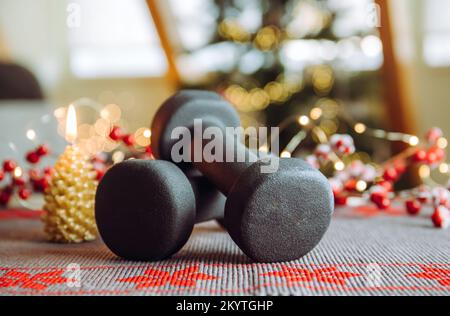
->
150 90 334 263
95 159 226 261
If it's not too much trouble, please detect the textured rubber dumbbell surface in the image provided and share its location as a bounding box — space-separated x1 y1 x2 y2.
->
0 206 449 296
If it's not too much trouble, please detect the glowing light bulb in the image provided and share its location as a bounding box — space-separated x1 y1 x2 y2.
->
408 136 419 146
334 161 345 171
26 129 36 140
354 123 366 134
298 115 310 126
281 151 292 158
361 35 383 58
437 137 448 149
356 180 368 192
14 167 23 178
143 129 152 139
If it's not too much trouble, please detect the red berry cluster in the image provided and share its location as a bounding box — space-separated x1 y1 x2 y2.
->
26 145 50 164
404 186 450 229
330 134 355 156
368 162 406 210
90 125 154 182
323 128 449 230
0 143 53 207
108 125 153 158
306 134 356 169
0 123 156 208
330 161 377 206
412 128 446 166
109 126 135 147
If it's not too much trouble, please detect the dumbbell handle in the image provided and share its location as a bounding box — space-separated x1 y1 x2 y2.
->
191 121 259 195
187 173 226 223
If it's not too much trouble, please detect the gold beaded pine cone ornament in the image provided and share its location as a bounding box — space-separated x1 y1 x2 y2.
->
42 146 98 243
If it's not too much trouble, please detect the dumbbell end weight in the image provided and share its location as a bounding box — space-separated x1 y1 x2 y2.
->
96 160 197 261
95 160 226 261
224 158 334 263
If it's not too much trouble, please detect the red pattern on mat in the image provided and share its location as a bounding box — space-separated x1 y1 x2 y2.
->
117 266 216 289
0 269 68 291
1 264 450 295
261 266 362 286
406 266 450 287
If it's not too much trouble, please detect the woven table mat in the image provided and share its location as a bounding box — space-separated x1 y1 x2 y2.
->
0 206 449 296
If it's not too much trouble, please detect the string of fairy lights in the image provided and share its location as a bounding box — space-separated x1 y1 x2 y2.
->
50 98 449 190
265 105 449 188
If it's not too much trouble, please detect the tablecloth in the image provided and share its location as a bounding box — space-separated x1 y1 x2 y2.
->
0 205 449 296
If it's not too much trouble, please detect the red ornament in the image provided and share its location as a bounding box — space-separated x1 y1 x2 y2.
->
406 200 421 216
431 206 450 229
0 170 4 182
13 177 26 186
383 167 399 182
122 134 135 147
3 160 17 173
36 144 50 156
0 191 11 205
334 195 348 206
109 126 123 141
95 168 105 181
33 177 49 192
145 146 152 156
370 190 386 205
26 151 40 164
18 188 31 200
376 197 391 210
412 149 427 163
344 179 357 192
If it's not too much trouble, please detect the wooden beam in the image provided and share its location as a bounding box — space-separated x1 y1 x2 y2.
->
0 29 11 62
146 0 181 88
376 0 415 134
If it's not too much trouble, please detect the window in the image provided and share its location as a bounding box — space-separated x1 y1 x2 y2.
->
423 0 450 67
68 0 167 78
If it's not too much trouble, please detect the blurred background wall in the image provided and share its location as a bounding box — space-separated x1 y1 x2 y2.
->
0 0 173 131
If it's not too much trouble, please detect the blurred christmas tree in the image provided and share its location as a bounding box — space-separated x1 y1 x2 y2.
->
171 0 386 157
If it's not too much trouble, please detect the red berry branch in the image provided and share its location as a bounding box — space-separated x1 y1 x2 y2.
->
0 145 52 206
304 127 449 229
